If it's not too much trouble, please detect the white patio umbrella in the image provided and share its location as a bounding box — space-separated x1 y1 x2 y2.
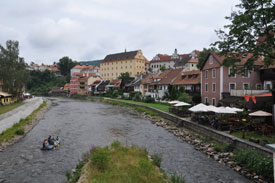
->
174 102 191 107
206 105 220 113
189 103 208 112
168 100 180 104
249 110 272 117
216 107 237 114
231 107 244 112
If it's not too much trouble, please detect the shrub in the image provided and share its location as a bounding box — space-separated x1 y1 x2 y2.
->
111 141 121 149
171 175 185 183
112 90 119 98
133 93 141 101
90 151 110 171
152 154 162 167
144 96 155 103
15 128 24 135
178 93 191 103
65 170 71 181
232 150 273 180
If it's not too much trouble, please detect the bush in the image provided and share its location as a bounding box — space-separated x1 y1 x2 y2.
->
90 151 110 171
232 150 273 180
171 175 185 183
144 96 155 103
152 154 162 167
15 128 24 135
112 90 119 98
111 141 121 149
133 93 141 101
178 93 191 103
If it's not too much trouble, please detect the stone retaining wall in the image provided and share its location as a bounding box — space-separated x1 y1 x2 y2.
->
109 99 273 157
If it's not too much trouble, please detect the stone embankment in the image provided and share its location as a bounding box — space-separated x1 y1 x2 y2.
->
144 113 268 183
0 99 52 151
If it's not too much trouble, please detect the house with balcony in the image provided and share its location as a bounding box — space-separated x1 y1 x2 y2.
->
172 70 201 93
201 52 266 106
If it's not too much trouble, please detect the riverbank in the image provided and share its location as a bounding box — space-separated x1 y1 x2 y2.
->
67 142 184 183
0 99 52 151
91 97 273 183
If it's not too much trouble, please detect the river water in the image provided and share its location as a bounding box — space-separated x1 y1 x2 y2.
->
0 98 250 183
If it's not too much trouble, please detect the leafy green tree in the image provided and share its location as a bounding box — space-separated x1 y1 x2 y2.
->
160 65 167 71
0 40 28 96
178 92 191 103
198 48 217 69
213 0 275 71
118 72 130 79
57 56 77 77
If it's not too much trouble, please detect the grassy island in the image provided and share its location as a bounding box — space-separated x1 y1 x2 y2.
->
67 142 184 183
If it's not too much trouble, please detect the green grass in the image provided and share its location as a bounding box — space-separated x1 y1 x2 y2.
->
232 150 273 180
68 142 183 183
0 102 23 115
112 98 170 112
231 131 275 144
0 101 47 144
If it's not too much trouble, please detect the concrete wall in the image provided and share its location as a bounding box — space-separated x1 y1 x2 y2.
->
108 99 273 157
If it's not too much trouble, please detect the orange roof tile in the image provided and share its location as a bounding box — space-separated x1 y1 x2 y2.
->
172 70 200 85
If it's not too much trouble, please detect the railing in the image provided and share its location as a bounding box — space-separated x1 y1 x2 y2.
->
230 89 270 96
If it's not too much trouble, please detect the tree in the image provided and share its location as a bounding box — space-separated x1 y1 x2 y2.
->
198 48 217 69
118 72 130 79
0 40 28 96
160 65 167 71
213 0 275 71
57 56 77 77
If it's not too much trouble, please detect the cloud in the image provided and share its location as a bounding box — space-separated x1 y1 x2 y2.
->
0 0 240 64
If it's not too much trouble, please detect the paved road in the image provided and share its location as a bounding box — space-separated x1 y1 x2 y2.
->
0 97 43 134
0 98 251 183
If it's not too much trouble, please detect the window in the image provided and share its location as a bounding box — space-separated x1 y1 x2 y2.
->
212 98 216 106
256 84 262 90
205 97 208 104
243 83 249 90
205 70 208 79
209 55 213 64
205 83 208 92
229 67 236 78
242 69 250 78
212 83 216 92
229 83 236 91
212 69 216 78
266 84 271 89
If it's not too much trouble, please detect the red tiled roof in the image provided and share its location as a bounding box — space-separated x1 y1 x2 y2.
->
158 68 183 85
187 58 199 63
211 52 264 66
172 70 200 85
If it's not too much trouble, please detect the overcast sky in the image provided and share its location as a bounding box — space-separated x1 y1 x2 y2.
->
0 0 240 64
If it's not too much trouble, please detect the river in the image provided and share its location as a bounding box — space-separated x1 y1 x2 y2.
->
0 98 250 183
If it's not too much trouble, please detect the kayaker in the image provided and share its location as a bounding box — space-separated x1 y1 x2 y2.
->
48 135 54 145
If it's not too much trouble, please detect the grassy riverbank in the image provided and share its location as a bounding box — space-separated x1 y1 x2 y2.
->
67 142 184 183
0 101 47 144
111 98 170 112
0 102 23 115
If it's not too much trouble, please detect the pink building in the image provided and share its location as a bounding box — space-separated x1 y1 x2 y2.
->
201 52 263 106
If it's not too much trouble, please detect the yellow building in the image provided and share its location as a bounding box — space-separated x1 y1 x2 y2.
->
100 50 147 80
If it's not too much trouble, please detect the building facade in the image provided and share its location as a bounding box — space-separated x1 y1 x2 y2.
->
201 52 263 106
100 50 147 80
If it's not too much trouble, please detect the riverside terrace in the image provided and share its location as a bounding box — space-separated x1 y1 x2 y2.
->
104 98 275 151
